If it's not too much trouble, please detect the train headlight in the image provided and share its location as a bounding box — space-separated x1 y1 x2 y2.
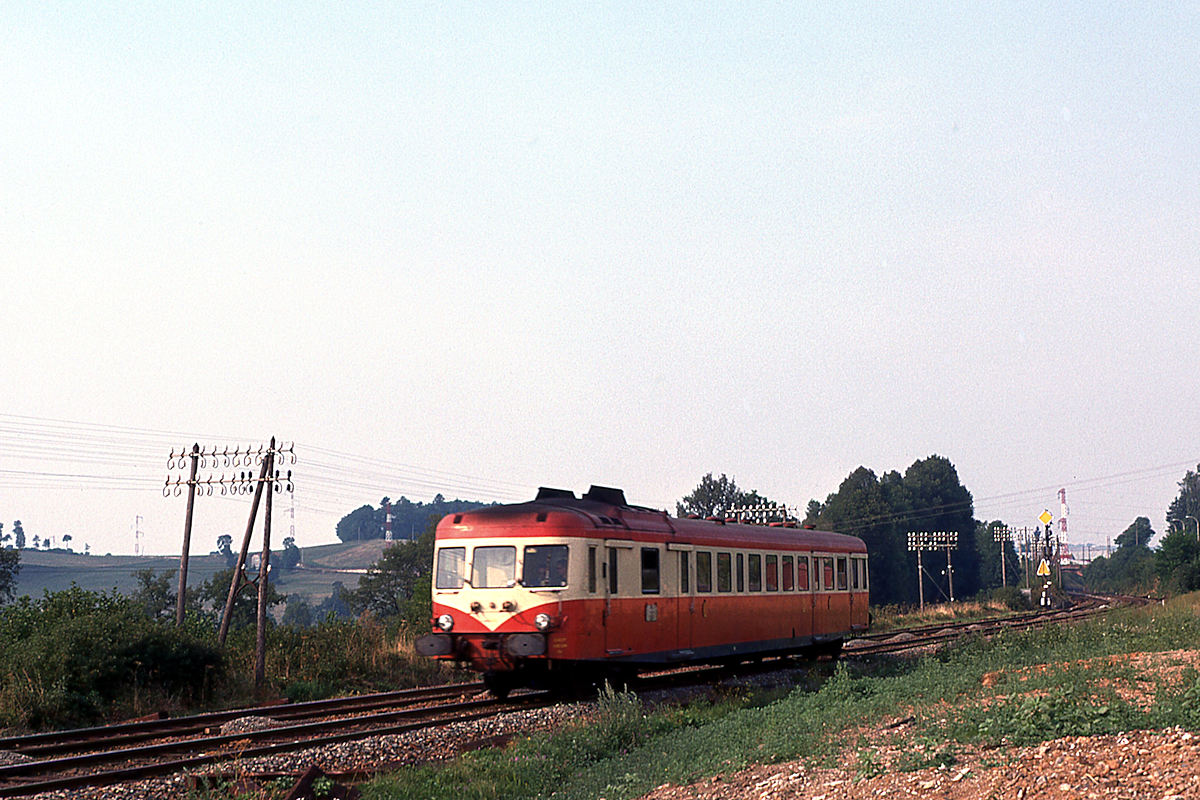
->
534 612 552 631
436 613 454 632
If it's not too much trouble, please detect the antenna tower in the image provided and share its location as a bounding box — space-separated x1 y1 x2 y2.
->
134 514 143 556
1058 487 1071 560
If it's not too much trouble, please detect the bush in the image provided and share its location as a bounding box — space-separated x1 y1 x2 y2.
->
0 586 223 730
991 585 1030 611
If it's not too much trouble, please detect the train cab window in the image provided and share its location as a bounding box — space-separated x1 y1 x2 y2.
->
850 558 861 591
472 546 517 588
716 552 732 592
765 555 779 592
736 553 745 592
641 548 660 594
680 551 690 593
836 557 849 590
696 551 713 593
797 556 810 591
782 556 794 591
820 557 834 591
523 545 568 588
853 557 869 591
435 547 466 590
748 554 762 592
588 547 597 593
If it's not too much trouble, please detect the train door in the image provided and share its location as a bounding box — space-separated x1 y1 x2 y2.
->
795 554 814 640
849 555 869 631
816 555 835 633
667 543 694 656
602 539 634 656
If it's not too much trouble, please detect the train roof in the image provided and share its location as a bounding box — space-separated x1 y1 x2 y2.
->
437 485 865 553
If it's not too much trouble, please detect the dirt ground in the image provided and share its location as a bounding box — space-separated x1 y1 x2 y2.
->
639 649 1200 800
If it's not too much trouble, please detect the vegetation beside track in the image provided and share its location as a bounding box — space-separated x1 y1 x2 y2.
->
0 584 461 732
361 594 1200 800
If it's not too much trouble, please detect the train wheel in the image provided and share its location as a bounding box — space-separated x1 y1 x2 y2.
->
483 672 513 699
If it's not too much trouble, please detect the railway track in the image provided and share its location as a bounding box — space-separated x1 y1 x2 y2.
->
0 594 1132 797
0 681 561 798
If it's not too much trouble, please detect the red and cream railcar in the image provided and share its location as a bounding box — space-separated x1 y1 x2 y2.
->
415 486 869 696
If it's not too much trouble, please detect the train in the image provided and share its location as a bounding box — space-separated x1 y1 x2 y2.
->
415 485 869 697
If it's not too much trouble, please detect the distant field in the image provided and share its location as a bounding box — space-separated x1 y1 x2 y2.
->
9 539 407 604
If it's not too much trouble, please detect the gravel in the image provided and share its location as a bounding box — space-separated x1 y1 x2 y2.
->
21 691 597 800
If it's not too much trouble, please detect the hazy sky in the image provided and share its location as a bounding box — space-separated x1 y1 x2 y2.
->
3 3 1198 558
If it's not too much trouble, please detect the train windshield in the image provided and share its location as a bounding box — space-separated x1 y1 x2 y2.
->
523 544 568 588
435 547 466 590
472 546 517 588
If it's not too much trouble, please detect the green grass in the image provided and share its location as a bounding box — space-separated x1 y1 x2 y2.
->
11 542 390 607
360 594 1200 800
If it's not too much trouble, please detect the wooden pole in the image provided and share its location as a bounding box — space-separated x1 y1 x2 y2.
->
218 454 271 647
254 440 276 690
175 444 200 627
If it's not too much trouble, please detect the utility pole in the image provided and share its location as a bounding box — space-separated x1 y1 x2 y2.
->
993 525 1011 588
177 444 200 626
908 531 958 608
254 441 276 690
166 441 294 639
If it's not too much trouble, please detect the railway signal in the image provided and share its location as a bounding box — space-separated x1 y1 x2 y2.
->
993 525 1012 588
908 530 958 609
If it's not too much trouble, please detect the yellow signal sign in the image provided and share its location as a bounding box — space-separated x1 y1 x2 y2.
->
1038 510 1053 526
1036 559 1052 577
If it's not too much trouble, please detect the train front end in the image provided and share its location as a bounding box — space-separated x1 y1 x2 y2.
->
414 491 593 697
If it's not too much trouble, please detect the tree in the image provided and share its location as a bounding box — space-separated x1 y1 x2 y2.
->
976 520 1020 590
1084 517 1157 593
278 536 301 571
198 567 285 631
0 548 19 604
314 581 354 620
335 495 486 544
130 568 177 620
13 521 25 550
62 534 72 552
1116 517 1155 550
1155 525 1200 593
281 598 314 628
215 534 235 567
0 522 7 548
32 534 39 550
337 504 378 542
346 525 435 623
676 473 772 518
1166 466 1200 533
804 455 977 606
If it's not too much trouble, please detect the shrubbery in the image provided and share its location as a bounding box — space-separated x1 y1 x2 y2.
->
0 586 223 729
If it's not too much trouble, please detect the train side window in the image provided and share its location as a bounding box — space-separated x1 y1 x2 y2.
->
641 548 660 594
696 551 713 593
821 557 834 590
851 557 863 591
608 548 619 595
435 547 466 590
716 552 732 592
782 555 794 591
587 547 597 593
523 544 568 588
736 553 745 592
765 555 779 592
836 557 848 590
797 556 810 591
747 554 762 592
680 551 690 593
862 558 870 590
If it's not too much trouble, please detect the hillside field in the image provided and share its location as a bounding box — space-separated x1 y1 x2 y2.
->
9 539 397 605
